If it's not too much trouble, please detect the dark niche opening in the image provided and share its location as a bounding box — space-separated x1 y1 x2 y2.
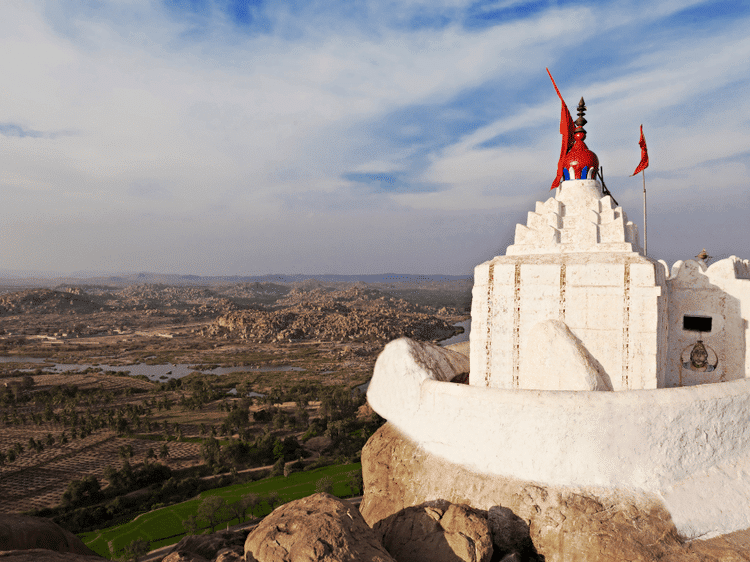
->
683 315 712 333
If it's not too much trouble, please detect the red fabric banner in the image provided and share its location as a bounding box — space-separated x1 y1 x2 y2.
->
546 68 575 190
632 124 649 176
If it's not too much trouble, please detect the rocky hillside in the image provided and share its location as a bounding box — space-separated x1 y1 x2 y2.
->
204 286 461 343
0 285 243 319
0 289 109 315
111 284 242 315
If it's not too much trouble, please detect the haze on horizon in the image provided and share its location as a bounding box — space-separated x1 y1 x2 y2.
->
1 0 749 278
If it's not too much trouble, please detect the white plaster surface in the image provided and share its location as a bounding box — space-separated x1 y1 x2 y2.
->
366 338 469 429
658 456 750 539
519 319 612 391
471 178 667 391
368 337 750 537
506 180 641 255
469 253 666 391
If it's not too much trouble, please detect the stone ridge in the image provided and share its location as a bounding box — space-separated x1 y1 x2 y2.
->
206 287 460 344
0 285 242 317
0 289 110 316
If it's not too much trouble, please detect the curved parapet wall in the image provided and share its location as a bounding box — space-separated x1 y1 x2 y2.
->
368 338 750 536
366 338 469 429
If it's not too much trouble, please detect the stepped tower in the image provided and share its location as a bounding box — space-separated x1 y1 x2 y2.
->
469 100 668 391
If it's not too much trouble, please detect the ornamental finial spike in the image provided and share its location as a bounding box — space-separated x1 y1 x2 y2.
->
574 97 587 137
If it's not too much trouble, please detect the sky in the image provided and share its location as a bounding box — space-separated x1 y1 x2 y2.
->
1 0 749 277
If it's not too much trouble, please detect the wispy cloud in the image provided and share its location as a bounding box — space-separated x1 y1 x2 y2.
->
0 122 76 139
0 0 748 274
0 123 45 138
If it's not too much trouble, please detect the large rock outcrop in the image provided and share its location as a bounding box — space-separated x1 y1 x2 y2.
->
0 515 98 556
244 493 395 562
360 423 744 562
163 531 246 562
374 501 493 562
206 287 459 343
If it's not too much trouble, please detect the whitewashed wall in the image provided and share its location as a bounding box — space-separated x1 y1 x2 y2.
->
665 256 750 387
470 254 666 391
469 179 667 391
369 338 750 537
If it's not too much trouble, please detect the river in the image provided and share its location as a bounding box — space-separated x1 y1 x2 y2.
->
2 319 470 392
0 356 304 382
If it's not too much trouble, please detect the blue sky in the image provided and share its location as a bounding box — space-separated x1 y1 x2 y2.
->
1 0 748 276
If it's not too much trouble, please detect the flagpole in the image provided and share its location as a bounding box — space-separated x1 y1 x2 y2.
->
642 169 647 256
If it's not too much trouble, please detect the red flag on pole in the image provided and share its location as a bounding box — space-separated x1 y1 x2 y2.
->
546 68 575 190
631 124 649 176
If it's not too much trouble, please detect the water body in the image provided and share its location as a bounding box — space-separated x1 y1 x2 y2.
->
439 319 471 347
1 357 305 382
226 388 266 397
3 319 470 388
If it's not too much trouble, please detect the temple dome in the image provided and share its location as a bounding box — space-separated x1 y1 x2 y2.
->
561 97 599 181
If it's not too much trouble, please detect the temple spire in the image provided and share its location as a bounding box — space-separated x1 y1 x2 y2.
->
559 96 598 181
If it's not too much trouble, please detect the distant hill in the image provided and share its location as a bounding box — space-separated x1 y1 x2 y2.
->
0 271 472 289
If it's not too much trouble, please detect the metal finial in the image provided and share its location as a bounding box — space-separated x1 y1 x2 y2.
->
696 248 712 262
574 97 587 134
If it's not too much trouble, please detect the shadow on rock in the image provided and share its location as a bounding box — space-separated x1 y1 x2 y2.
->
373 500 495 562
0 514 98 556
487 507 542 562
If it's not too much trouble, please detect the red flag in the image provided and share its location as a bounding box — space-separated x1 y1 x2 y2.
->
547 68 575 190
631 124 649 176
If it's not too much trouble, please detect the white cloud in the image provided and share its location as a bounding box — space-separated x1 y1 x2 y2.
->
395 3 750 213
0 0 748 274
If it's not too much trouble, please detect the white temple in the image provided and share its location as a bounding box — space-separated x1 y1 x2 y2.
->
469 96 749 393
367 94 750 538
471 176 750 392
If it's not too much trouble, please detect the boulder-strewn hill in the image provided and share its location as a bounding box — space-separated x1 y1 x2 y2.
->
0 289 109 316
0 285 246 318
205 286 461 343
111 284 243 314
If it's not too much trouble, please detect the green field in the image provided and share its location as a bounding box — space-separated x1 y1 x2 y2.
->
79 463 361 558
